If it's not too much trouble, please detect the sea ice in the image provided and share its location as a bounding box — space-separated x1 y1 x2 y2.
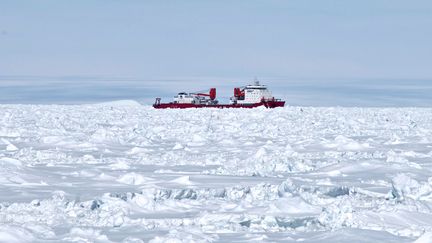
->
0 103 431 242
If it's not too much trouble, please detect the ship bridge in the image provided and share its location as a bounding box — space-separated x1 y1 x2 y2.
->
231 80 274 104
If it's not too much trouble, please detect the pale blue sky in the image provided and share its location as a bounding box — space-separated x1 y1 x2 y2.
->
0 1 431 105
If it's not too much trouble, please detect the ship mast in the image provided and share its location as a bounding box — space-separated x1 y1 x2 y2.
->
254 76 260 86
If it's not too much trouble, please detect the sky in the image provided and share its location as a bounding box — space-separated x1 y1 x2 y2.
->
0 1 431 105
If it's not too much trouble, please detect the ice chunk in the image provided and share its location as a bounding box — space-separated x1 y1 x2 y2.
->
127 147 149 155
117 173 153 185
131 192 155 210
173 143 184 150
318 197 353 228
391 173 420 201
6 144 18 151
110 161 130 170
254 147 267 158
390 174 432 201
170 176 194 185
269 197 322 216
278 178 296 197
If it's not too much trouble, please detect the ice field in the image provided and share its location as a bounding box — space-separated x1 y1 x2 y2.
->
1 101 432 242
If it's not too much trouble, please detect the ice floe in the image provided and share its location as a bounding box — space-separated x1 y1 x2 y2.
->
0 104 432 242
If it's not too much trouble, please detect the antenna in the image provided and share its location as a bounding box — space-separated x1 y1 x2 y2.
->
254 76 259 86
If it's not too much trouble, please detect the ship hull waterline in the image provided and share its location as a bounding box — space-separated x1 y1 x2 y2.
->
153 101 285 109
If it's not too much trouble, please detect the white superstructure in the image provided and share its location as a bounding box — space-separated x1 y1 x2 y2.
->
172 89 218 105
173 92 197 104
231 80 274 104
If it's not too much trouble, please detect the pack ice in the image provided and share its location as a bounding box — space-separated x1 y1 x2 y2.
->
1 102 432 242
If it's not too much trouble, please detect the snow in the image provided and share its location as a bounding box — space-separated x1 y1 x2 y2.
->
117 173 154 185
0 103 432 242
95 100 143 107
0 226 35 243
415 232 432 243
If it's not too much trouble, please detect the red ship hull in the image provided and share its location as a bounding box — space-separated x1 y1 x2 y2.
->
153 100 285 109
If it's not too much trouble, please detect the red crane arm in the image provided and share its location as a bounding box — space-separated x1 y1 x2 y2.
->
195 88 216 100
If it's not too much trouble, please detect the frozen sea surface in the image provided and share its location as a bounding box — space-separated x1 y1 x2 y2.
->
1 102 432 242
